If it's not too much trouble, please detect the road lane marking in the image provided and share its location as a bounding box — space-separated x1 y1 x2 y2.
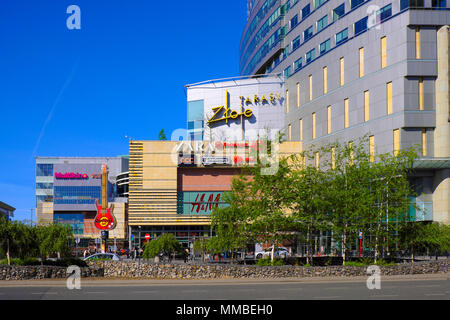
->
85 292 106 294
416 285 441 288
325 287 349 290
32 292 58 295
132 291 158 294
370 295 398 298
313 296 341 299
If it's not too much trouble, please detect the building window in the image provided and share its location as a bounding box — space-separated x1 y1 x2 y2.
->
351 0 365 9
327 105 332 134
331 147 336 169
312 112 316 139
36 164 53 177
306 48 315 64
381 36 387 68
419 77 424 110
333 3 345 22
290 14 299 29
317 15 328 33
294 57 302 71
315 0 327 8
284 66 292 78
288 124 292 140
286 89 290 113
393 129 400 155
354 16 368 35
422 129 427 156
283 44 290 59
401 0 424 10
431 0 446 9
36 183 53 190
344 98 349 128
336 28 348 45
387 82 393 114
323 66 328 94
297 82 301 107
415 27 421 59
299 118 303 141
309 75 313 101
340 57 345 86
304 26 313 41
292 36 301 51
54 186 102 205
359 47 365 78
369 135 375 162
377 4 392 23
54 213 84 235
320 39 331 55
302 4 311 19
364 90 370 122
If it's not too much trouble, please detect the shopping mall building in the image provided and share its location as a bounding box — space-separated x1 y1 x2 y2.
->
128 76 301 249
240 0 449 224
35 156 129 247
35 1 449 252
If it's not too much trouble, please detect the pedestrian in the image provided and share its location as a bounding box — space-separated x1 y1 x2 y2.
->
83 249 88 258
133 247 137 260
184 248 189 263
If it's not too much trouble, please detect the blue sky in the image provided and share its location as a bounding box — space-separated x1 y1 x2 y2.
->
0 1 247 221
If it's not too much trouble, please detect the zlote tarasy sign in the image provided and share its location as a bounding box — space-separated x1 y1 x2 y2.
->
207 90 282 125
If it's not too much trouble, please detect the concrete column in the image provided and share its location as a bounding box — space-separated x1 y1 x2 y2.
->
432 26 450 225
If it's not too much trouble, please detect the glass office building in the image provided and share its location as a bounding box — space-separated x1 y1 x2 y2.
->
35 156 129 242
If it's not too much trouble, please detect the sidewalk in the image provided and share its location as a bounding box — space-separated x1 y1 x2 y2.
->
0 273 447 287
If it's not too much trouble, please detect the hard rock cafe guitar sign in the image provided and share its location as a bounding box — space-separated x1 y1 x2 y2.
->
94 164 116 231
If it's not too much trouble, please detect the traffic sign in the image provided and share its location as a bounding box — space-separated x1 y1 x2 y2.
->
145 233 151 240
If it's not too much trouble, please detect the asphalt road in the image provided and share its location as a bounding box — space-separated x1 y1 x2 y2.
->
0 275 448 300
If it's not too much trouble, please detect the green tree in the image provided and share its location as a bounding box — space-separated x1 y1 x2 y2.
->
244 158 296 261
210 171 254 259
0 217 39 264
36 224 73 261
158 129 167 141
143 233 181 261
288 148 332 265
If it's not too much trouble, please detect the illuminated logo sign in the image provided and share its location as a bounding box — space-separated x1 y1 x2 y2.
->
54 172 88 179
207 90 282 126
178 154 196 167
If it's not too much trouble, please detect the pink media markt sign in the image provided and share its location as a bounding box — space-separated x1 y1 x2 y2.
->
54 172 88 179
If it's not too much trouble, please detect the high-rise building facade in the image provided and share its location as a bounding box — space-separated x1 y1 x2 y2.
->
35 156 129 245
240 0 450 224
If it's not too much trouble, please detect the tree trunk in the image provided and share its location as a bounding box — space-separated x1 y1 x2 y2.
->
6 238 10 266
271 242 275 262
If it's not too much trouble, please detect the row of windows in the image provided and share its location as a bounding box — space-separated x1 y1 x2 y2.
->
240 6 282 68
36 183 53 190
54 186 101 205
400 0 446 10
284 23 427 115
241 0 278 53
282 2 393 78
287 81 428 158
36 164 53 177
288 128 424 171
